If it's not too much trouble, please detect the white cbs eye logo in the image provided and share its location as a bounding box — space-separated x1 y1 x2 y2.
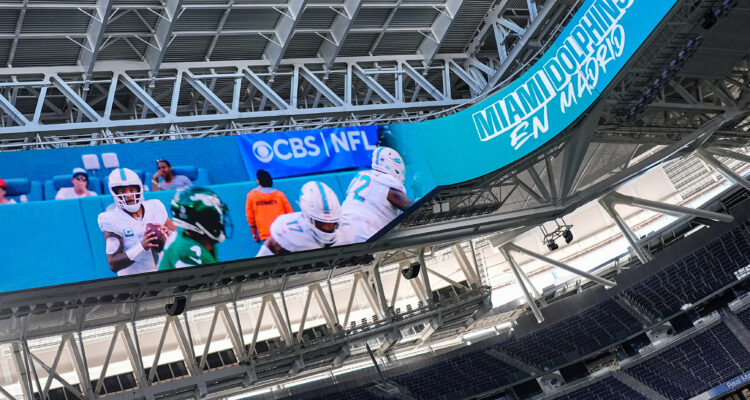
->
252 140 274 163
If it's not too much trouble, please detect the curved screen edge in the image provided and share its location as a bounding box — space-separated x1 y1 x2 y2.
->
388 0 678 186
0 0 679 295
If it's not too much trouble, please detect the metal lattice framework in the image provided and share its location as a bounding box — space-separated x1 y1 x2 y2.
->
0 0 580 149
1 0 750 399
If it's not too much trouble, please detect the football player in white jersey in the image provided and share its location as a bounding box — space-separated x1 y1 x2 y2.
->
256 181 353 257
98 168 176 276
341 146 413 242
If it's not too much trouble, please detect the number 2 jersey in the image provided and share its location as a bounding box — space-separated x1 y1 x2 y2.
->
158 229 218 270
341 170 406 242
97 199 169 276
256 211 354 256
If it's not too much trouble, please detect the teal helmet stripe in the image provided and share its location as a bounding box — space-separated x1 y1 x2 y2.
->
119 168 126 180
315 181 329 215
374 147 384 166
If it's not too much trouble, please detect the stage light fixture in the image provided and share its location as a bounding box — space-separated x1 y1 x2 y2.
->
540 218 572 251
546 240 559 252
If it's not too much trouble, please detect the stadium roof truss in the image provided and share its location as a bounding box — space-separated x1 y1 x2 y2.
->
1 0 750 399
0 0 577 149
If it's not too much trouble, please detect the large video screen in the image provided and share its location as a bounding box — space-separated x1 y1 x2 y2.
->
0 0 677 294
0 125 438 291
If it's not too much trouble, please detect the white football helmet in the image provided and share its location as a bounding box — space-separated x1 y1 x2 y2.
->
372 146 406 183
108 168 143 213
298 181 342 245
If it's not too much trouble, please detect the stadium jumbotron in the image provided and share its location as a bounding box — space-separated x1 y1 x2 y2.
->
0 0 750 399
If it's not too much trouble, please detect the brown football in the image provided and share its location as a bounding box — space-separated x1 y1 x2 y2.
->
145 223 167 251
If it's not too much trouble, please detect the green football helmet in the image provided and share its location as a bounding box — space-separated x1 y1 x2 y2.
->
171 186 232 242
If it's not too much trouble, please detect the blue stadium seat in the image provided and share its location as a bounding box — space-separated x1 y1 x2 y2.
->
623 227 750 320
3 178 43 202
738 307 750 330
44 174 103 199
495 300 642 369
553 376 647 400
626 323 750 399
389 351 528 399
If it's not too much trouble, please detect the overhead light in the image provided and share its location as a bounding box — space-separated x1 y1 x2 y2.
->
540 218 572 251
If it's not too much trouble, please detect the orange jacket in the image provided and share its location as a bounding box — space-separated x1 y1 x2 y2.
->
245 188 293 240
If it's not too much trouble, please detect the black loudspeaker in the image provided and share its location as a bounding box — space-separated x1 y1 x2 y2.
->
402 262 421 280
563 229 574 244
166 296 187 316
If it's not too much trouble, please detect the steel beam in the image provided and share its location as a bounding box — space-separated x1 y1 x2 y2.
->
343 271 384 327
484 0 563 91
451 244 480 287
352 64 397 103
598 196 652 264
418 0 464 66
499 246 544 323
418 247 434 303
144 0 183 77
698 150 750 191
264 0 308 73
506 243 617 288
0 92 30 126
447 60 482 96
119 73 169 117
319 0 363 67
242 68 290 110
401 62 445 101
298 66 345 106
50 75 101 122
604 191 734 223
78 0 114 80
706 148 750 164
183 72 231 114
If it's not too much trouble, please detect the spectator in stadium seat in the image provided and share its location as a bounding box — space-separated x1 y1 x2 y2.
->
245 169 293 242
151 159 192 191
55 168 98 200
0 178 16 205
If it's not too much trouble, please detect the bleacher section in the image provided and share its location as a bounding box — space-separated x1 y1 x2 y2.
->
623 225 750 320
551 377 647 400
493 300 642 369
626 323 750 399
738 307 750 329
388 351 528 399
276 202 750 400
306 386 379 400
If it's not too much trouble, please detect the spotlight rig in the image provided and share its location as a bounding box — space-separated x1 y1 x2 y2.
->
540 218 574 252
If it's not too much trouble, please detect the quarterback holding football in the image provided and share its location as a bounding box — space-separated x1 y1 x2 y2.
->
98 168 176 276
